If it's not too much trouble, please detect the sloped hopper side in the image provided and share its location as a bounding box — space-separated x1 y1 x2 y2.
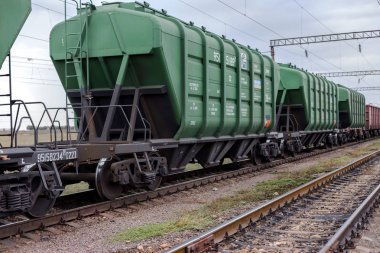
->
0 0 31 68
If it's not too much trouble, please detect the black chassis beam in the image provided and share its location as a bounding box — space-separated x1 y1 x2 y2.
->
0 147 78 168
0 171 55 182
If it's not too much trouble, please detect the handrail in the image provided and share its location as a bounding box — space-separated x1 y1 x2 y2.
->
4 99 151 147
69 104 151 143
278 113 299 132
12 100 58 148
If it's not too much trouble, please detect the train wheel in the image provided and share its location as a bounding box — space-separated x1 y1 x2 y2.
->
283 150 295 158
95 158 123 200
251 145 263 165
265 156 274 163
146 152 165 191
147 175 162 191
26 163 58 218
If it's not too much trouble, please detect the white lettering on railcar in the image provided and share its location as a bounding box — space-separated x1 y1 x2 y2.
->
241 107 248 117
254 94 261 100
189 82 199 92
36 149 77 163
189 102 199 111
226 55 236 66
209 103 218 116
241 77 248 85
213 51 221 63
226 104 235 116
240 53 248 69
254 79 262 89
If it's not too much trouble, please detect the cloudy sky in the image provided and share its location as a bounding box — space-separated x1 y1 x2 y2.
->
0 0 379 128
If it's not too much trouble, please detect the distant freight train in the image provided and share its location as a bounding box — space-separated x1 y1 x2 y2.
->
0 1 379 217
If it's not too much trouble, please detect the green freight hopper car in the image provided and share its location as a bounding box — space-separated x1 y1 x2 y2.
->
277 64 339 150
0 0 31 67
338 85 366 139
50 1 280 174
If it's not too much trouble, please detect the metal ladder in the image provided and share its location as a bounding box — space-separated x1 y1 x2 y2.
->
64 0 92 142
0 53 13 147
37 162 65 196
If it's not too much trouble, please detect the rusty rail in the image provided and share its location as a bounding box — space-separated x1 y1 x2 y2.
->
166 150 380 253
320 181 380 252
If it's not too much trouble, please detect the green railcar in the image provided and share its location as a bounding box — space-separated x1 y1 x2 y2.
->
49 1 367 179
277 64 338 132
338 85 366 129
50 2 279 140
0 0 31 67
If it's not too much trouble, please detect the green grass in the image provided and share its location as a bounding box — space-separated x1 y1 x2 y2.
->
0 130 77 147
185 158 233 171
185 163 202 171
111 174 311 242
61 181 89 196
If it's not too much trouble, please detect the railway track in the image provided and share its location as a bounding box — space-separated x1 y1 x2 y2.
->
167 150 380 253
0 139 377 242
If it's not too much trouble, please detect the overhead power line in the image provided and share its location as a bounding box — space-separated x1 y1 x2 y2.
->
318 70 380 77
56 0 76 6
19 34 49 43
33 2 65 16
293 0 333 33
13 56 51 62
216 0 283 37
216 0 346 72
176 0 306 59
292 0 376 70
270 30 380 47
177 0 266 43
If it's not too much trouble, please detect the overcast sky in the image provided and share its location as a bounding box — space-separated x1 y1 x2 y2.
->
0 0 379 129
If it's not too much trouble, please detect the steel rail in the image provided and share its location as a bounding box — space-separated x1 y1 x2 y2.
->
320 181 380 252
0 138 377 240
166 150 380 253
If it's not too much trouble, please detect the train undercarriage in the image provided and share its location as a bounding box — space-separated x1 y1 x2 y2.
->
0 124 375 218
